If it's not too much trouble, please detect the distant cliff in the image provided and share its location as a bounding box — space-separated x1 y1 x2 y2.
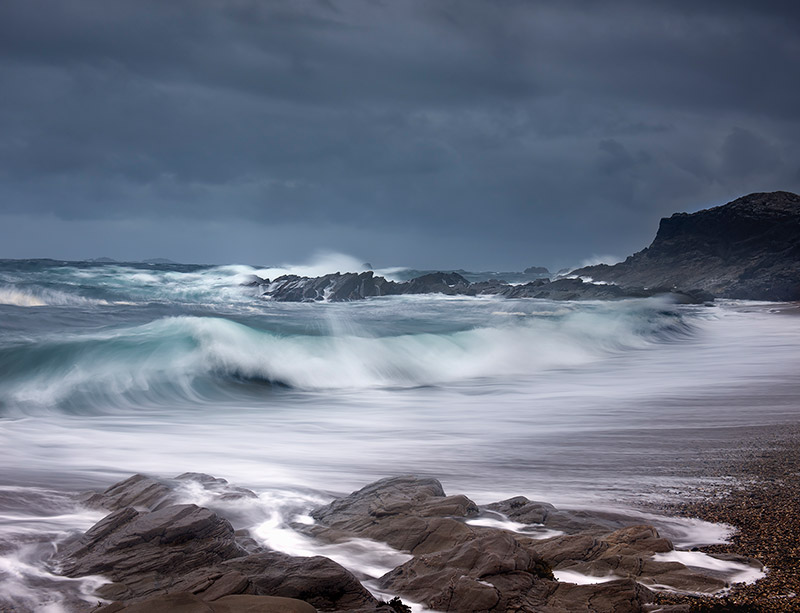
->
573 191 800 301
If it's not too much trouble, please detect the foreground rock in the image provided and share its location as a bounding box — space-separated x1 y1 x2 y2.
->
79 472 258 514
96 593 316 613
573 191 800 301
58 504 245 600
55 473 764 613
302 476 760 612
58 475 386 612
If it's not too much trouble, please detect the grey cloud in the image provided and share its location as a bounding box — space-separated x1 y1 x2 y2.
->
720 127 782 178
0 0 799 268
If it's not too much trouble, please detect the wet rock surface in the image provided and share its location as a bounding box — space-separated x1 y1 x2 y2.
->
96 593 317 613
307 475 481 555
53 473 766 613
57 503 246 600
78 472 258 513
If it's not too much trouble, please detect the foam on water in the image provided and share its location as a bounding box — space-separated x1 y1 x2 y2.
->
465 515 564 539
0 487 109 613
653 551 766 585
553 570 621 585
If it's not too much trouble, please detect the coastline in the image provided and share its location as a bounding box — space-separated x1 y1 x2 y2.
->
653 425 800 611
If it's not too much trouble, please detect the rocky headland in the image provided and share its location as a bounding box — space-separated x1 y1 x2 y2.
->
573 191 800 301
42 473 767 613
250 191 798 303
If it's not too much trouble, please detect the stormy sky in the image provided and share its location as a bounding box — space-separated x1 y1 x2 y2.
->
1 1 798 270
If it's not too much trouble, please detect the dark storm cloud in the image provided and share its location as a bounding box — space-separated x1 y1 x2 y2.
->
0 0 798 267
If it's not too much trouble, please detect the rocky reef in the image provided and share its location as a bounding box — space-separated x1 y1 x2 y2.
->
572 191 800 301
252 271 708 304
50 473 764 612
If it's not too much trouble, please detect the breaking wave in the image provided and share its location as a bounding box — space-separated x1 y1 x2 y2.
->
0 301 692 413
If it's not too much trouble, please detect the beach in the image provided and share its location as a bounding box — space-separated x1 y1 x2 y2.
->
655 424 800 612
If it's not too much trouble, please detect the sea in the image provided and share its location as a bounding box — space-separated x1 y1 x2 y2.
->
1 256 798 611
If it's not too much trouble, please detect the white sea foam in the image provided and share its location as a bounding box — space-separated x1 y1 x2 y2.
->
0 549 111 611
553 569 621 584
653 551 765 585
363 580 430 612
252 251 368 281
465 515 564 539
0 489 110 613
170 481 413 580
251 507 412 579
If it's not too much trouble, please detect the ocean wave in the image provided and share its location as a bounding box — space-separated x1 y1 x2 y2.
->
0 302 692 413
0 285 108 308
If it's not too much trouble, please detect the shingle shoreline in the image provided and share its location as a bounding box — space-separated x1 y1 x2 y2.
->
653 426 800 612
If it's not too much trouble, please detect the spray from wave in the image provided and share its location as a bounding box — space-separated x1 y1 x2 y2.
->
0 286 109 308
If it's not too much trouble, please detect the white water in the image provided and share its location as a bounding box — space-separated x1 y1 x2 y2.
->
653 551 766 585
0 258 799 610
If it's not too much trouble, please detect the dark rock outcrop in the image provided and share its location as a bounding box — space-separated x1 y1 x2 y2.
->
57 476 384 611
221 552 378 611
263 272 401 302
260 270 697 303
261 271 479 302
96 593 316 613
56 474 764 613
260 270 710 303
573 191 800 301
58 503 246 600
79 472 258 515
499 278 711 303
307 476 480 555
379 531 558 612
304 476 761 612
79 474 174 511
401 272 470 295
501 278 630 301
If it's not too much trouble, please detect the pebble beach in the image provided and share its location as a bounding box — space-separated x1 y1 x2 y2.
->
655 425 800 612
